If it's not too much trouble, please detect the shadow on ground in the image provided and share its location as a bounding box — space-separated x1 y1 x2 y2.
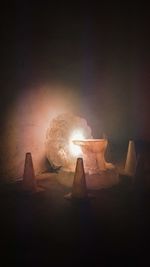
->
1 140 150 266
0 175 150 266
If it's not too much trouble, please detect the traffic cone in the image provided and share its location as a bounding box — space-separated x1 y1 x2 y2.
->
64 158 91 200
124 140 137 177
22 152 37 192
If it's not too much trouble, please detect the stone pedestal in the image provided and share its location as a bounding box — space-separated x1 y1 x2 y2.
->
73 139 114 174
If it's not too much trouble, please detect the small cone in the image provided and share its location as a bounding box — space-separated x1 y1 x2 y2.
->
22 152 37 192
124 140 137 176
72 158 87 198
65 158 91 200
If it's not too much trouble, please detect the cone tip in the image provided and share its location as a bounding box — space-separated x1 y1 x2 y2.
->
77 157 83 161
25 152 32 159
26 152 31 155
76 158 84 165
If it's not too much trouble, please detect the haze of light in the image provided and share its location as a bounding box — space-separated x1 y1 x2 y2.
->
69 130 85 157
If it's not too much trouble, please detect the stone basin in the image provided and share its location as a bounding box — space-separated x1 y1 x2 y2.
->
73 139 114 173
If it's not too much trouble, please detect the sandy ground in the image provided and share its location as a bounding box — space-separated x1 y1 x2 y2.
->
0 172 150 266
56 170 119 190
1 141 150 265
36 160 123 190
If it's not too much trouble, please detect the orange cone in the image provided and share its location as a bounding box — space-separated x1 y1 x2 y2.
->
124 140 137 177
65 158 91 200
22 152 37 192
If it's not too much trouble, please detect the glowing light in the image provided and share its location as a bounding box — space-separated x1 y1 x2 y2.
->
69 130 84 156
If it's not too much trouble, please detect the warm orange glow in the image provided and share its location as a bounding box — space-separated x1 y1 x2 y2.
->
4 84 80 179
69 130 85 156
73 139 114 172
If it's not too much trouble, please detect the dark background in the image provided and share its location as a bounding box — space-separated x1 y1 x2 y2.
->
0 3 150 266
1 3 150 141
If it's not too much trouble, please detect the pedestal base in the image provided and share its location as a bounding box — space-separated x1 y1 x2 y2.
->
73 139 114 173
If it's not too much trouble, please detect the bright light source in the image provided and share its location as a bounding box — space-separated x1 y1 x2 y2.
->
69 130 84 157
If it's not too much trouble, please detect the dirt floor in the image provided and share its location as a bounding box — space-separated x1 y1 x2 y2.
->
1 140 150 266
0 173 150 267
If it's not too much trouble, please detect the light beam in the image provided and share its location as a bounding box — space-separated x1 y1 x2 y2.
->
69 130 84 156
